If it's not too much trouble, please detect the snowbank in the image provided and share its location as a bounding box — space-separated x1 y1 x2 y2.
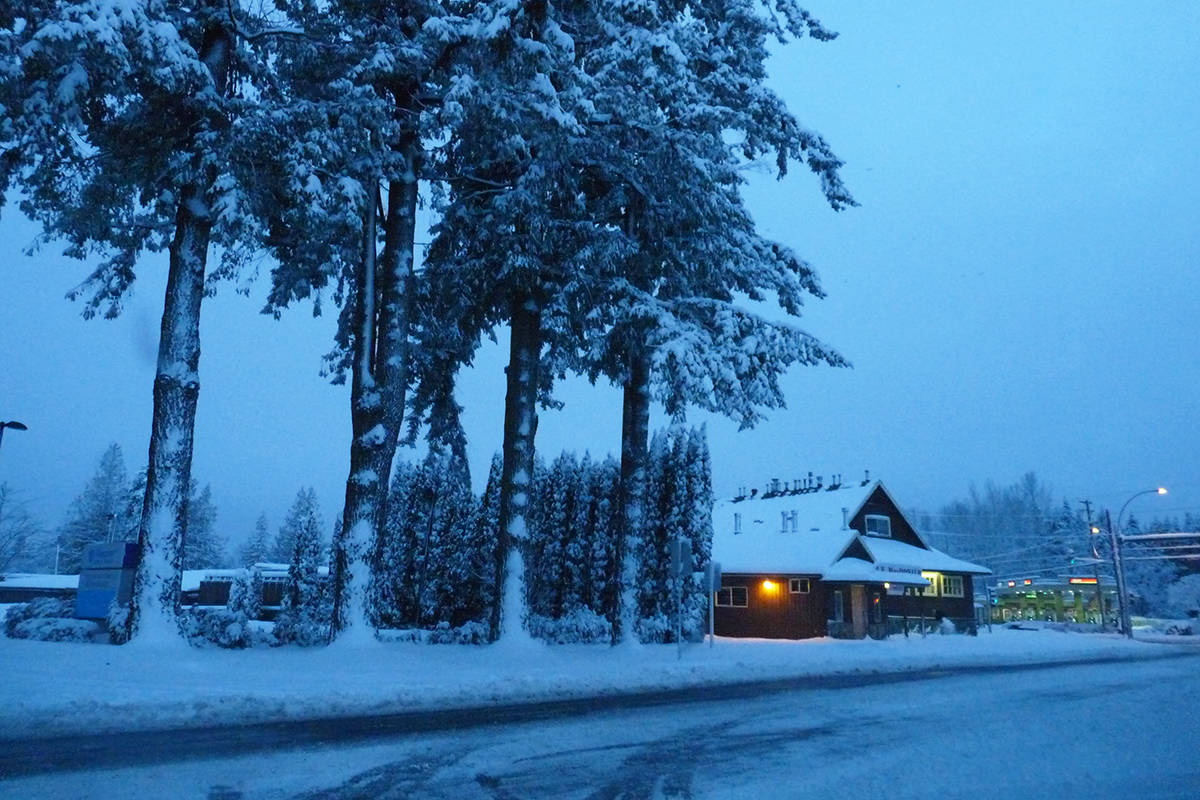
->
0 626 1189 740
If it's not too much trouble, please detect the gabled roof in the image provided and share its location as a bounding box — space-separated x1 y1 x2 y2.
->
712 479 990 581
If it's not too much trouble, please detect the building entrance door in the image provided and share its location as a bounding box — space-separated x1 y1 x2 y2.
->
851 584 867 638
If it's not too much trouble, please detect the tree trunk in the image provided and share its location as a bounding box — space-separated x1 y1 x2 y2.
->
491 295 542 642
613 350 650 645
127 185 213 643
127 14 231 644
331 130 420 642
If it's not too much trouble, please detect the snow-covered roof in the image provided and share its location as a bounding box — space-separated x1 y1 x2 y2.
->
712 479 991 581
861 537 990 576
713 481 872 574
0 573 79 590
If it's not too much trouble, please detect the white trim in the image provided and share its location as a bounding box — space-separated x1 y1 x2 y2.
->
865 514 892 538
788 577 811 594
716 586 748 607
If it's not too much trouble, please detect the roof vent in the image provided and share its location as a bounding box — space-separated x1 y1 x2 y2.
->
861 469 871 487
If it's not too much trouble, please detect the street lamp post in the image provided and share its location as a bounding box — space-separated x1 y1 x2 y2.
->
0 420 28 454
1108 487 1167 639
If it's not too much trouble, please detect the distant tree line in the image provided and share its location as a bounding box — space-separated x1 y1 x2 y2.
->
916 471 1200 616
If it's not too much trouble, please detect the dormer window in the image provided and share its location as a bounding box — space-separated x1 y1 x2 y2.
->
865 514 892 538
734 513 742 534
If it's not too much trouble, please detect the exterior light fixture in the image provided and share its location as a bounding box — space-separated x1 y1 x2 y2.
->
761 579 778 592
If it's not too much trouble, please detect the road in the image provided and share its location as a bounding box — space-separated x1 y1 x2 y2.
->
4 652 1199 799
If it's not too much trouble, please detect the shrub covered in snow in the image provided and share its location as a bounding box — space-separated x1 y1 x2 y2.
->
106 601 131 644
527 608 612 645
179 608 271 649
5 597 99 642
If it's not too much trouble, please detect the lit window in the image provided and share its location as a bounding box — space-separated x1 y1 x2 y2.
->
716 587 748 607
789 578 811 594
865 514 891 537
920 571 940 597
941 575 964 598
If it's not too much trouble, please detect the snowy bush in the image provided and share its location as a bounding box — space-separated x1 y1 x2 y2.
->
4 597 98 642
179 608 270 649
106 601 131 644
273 606 330 647
426 620 491 645
527 608 612 644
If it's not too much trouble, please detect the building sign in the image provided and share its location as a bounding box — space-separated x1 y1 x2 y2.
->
872 564 923 577
1068 577 1098 585
75 542 139 620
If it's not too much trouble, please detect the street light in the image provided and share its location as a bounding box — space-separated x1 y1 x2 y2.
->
1108 487 1168 638
0 420 28 453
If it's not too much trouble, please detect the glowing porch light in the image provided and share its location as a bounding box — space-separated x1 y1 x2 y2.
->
761 579 778 592
1157 487 1168 495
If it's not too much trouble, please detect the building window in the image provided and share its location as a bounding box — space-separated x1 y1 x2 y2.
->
832 590 844 621
941 575 964 598
716 586 748 607
920 571 940 597
734 513 742 534
788 578 811 594
780 511 789 533
790 511 799 533
864 514 891 537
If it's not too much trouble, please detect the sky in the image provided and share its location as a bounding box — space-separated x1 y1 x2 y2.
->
2 2 1199 558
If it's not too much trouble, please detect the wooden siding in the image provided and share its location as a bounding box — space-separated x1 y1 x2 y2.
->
714 574 826 639
884 574 975 621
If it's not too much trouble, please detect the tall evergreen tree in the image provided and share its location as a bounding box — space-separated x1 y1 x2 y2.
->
181 483 224 570
238 513 272 567
1 1 277 641
257 1 487 642
57 443 133 573
274 488 323 568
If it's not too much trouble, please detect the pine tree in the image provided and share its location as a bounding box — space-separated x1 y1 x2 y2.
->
589 457 621 624
477 452 505 638
1 1 278 641
275 488 328 645
275 489 323 569
238 513 272 567
180 483 224 569
57 444 133 573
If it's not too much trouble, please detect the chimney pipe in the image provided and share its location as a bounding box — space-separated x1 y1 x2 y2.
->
842 507 849 530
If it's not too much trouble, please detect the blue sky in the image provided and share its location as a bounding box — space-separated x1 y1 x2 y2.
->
2 2 1198 551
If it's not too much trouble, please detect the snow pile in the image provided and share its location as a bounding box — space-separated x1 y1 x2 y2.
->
0 627 1189 740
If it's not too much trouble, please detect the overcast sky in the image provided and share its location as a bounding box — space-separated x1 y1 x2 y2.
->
2 2 1198 555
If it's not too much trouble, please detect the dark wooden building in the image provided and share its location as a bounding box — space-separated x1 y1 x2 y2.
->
712 477 990 639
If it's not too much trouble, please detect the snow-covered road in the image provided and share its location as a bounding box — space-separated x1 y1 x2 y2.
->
6 652 1199 799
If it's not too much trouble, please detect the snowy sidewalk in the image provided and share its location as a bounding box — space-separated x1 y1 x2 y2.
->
0 628 1192 740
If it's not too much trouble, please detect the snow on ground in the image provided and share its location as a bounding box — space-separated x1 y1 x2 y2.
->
1 623 1194 741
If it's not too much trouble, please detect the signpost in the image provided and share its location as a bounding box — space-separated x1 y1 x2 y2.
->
705 561 722 647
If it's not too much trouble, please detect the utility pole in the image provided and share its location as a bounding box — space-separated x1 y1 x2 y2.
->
1106 510 1133 639
1079 499 1106 631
